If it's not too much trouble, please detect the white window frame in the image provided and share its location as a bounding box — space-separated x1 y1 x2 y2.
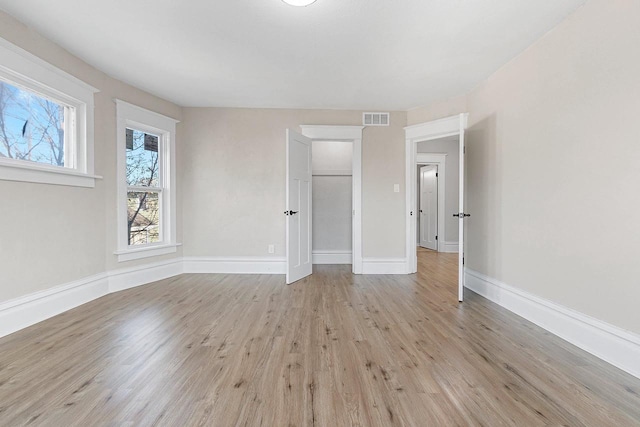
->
0 37 99 187
115 100 179 262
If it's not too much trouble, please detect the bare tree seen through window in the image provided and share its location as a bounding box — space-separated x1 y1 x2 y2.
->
0 80 66 166
126 129 161 245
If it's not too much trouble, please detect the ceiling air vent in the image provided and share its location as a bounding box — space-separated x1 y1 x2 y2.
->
363 112 390 126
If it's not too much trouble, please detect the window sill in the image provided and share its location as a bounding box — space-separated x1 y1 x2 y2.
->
114 243 182 262
0 159 102 188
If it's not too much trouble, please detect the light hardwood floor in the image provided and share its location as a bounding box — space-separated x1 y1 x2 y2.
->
1 251 639 426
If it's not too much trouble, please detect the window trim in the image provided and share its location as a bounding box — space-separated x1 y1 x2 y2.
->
115 99 179 262
0 37 100 187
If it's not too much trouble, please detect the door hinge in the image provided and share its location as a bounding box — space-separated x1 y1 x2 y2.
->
463 256 465 265
436 173 438 177
435 236 438 240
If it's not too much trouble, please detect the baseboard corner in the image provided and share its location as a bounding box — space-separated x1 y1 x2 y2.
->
464 268 640 380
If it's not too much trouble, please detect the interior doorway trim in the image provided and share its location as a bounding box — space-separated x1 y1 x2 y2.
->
404 114 468 274
417 153 447 253
299 125 364 274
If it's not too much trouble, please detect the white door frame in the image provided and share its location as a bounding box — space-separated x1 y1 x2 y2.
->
405 114 468 299
300 125 364 274
417 154 447 252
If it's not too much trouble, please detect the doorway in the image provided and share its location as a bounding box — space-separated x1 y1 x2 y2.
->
285 125 364 284
404 114 469 301
311 140 353 266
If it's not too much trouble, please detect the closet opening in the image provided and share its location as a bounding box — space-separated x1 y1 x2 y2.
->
311 140 353 266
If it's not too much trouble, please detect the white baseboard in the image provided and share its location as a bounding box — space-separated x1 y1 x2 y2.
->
0 258 183 339
0 273 110 338
362 258 407 274
465 268 640 380
183 257 286 274
441 241 459 253
109 258 183 292
312 250 352 265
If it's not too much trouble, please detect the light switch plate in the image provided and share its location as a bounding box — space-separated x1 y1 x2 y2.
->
393 184 400 193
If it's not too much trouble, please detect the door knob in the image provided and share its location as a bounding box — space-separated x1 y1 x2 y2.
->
284 210 299 216
453 213 471 217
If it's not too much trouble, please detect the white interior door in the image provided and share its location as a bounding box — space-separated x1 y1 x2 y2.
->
286 129 313 284
419 165 438 250
456 122 467 301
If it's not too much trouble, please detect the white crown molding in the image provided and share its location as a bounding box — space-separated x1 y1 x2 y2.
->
465 268 640 380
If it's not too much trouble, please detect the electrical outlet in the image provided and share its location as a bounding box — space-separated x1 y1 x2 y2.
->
268 244 275 254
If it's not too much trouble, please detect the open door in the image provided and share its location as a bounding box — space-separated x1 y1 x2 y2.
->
286 129 313 284
455 117 468 302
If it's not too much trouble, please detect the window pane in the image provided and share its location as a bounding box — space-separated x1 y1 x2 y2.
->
127 191 160 245
126 128 159 187
0 80 67 167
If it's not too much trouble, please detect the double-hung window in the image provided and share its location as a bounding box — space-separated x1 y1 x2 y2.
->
0 37 98 187
115 100 178 262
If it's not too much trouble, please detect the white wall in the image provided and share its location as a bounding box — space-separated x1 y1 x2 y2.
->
407 95 467 127
313 177 352 252
463 0 640 334
180 108 407 260
312 141 352 172
417 137 459 245
0 11 183 303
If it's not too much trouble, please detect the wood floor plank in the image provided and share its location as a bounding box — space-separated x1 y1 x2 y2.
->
0 250 639 426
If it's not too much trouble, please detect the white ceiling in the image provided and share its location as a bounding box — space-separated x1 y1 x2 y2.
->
0 0 587 110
